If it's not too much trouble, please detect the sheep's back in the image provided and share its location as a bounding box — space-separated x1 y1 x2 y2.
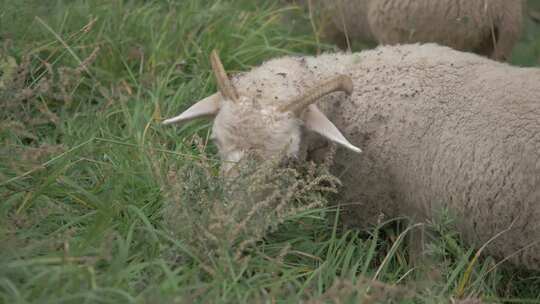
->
323 0 522 59
308 44 540 269
370 0 495 50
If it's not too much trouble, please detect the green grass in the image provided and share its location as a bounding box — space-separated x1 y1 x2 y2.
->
1 1 540 303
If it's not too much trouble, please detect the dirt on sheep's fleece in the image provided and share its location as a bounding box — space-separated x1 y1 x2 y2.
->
0 0 539 303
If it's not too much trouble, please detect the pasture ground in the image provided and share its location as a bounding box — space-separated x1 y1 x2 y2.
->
1 1 540 303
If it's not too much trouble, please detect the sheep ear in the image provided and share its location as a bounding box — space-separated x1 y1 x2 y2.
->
162 93 220 125
303 105 362 153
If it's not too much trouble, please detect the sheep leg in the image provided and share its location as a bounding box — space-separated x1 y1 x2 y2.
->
320 20 349 50
490 7 523 61
407 225 425 266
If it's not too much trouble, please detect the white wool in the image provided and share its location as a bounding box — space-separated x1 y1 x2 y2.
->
315 0 523 61
189 44 540 270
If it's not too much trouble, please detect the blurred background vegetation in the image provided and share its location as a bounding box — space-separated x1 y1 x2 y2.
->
1 0 539 303
512 0 540 66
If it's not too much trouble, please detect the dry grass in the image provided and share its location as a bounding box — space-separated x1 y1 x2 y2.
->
161 135 340 275
0 46 99 138
1 1 540 303
307 277 415 304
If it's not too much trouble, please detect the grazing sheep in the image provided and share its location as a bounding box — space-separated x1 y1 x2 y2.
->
164 45 540 270
308 0 524 61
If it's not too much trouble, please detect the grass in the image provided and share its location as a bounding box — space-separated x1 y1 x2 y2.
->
1 0 540 303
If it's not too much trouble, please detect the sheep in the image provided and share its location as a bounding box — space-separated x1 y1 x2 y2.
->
304 0 524 61
163 45 540 270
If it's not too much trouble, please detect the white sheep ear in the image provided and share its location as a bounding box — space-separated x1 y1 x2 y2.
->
162 93 220 125
303 105 362 153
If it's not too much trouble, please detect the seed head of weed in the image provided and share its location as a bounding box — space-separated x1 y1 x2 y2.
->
0 45 99 142
161 135 340 274
306 277 415 304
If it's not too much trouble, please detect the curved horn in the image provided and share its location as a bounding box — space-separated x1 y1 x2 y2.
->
210 49 239 102
279 75 353 114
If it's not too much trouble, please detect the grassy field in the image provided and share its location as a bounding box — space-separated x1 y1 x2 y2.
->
1 1 540 303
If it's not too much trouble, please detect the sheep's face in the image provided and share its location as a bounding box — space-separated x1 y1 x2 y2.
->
211 97 302 173
163 50 361 176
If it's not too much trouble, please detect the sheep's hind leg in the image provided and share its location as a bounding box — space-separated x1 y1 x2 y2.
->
491 25 521 61
320 21 349 50
489 8 523 61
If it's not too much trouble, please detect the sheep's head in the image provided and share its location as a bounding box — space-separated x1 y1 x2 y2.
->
163 50 361 174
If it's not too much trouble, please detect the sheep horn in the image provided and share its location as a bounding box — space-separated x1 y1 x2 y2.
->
279 75 353 114
210 49 239 102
